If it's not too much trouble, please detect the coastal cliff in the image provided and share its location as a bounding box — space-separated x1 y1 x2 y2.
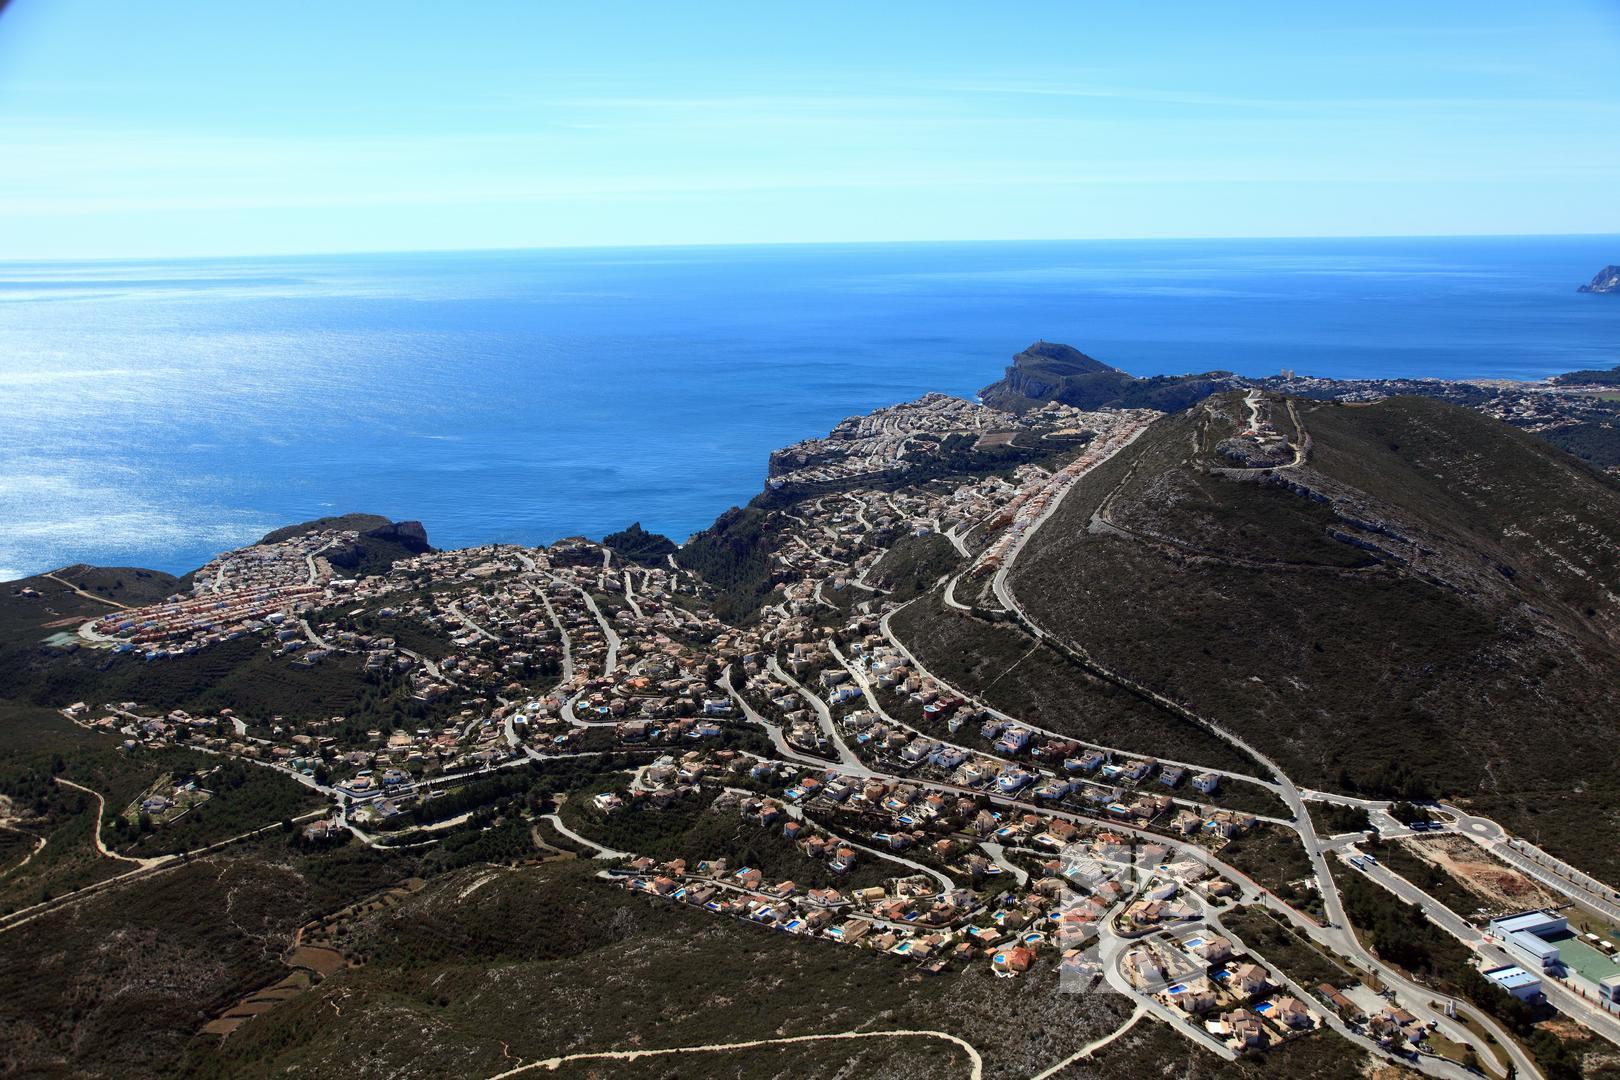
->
978 340 1242 413
1577 265 1620 293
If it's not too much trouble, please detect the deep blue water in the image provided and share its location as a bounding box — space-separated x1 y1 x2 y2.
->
1 236 1617 581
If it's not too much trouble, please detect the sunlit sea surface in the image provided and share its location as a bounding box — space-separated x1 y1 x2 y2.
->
2 236 1616 580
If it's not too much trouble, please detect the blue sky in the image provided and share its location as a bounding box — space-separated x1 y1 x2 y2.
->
1 1 1617 258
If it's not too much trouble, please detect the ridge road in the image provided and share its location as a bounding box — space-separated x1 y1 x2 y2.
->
970 402 1540 1079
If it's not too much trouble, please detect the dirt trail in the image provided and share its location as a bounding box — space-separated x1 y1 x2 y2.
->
485 1028 984 1080
43 571 129 609
0 822 47 879
1029 1002 1147 1079
53 777 156 866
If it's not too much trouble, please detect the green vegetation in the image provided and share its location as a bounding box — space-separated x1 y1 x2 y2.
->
258 514 432 576
112 758 323 857
1309 801 1372 837
890 591 1258 774
1012 392 1620 880
0 630 465 737
0 566 176 647
979 340 1241 414
1223 904 1356 989
675 504 782 623
537 1039 974 1080
0 841 412 1078
1218 823 1321 916
1535 417 1620 470
1200 778 1293 819
0 724 323 910
1551 364 1620 386
867 532 963 601
1334 863 1614 1080
1387 800 1432 825
48 564 179 605
1337 847 1477 983
561 785 895 890
188 859 1134 1080
1361 838 1489 919
602 522 678 565
258 513 394 544
0 719 174 910
1085 1011 1372 1078
12 380 1620 1080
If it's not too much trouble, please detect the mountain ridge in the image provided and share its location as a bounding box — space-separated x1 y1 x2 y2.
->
979 339 1244 413
1000 389 1620 862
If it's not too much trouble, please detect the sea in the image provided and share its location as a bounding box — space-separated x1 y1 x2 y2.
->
2 235 1617 582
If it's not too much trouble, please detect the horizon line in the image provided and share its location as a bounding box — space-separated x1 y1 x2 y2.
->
4 228 1618 265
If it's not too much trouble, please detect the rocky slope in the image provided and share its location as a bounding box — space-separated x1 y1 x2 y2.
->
1577 264 1620 293
979 340 1245 413
1007 391 1620 871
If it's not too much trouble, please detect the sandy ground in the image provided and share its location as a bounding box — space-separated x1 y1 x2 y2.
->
1400 835 1561 912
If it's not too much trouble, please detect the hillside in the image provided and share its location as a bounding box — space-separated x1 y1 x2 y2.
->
257 513 396 544
1551 363 1620 386
979 340 1244 413
259 513 433 576
601 521 678 565
193 859 1136 1079
1005 391 1620 875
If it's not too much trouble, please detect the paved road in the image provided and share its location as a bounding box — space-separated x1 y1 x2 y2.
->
1095 911 1239 1061
1309 789 1620 927
1210 899 1473 1079
399 646 450 683
877 600 1275 790
978 841 1027 886
298 616 330 649
542 813 627 859
447 600 502 642
621 570 644 619
971 405 1541 1078
988 418 1151 617
765 656 864 770
717 666 861 774
1440 803 1620 924
536 588 574 683
1344 847 1620 1050
576 588 621 674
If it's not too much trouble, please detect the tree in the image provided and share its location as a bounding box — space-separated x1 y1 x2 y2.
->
1389 800 1430 825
